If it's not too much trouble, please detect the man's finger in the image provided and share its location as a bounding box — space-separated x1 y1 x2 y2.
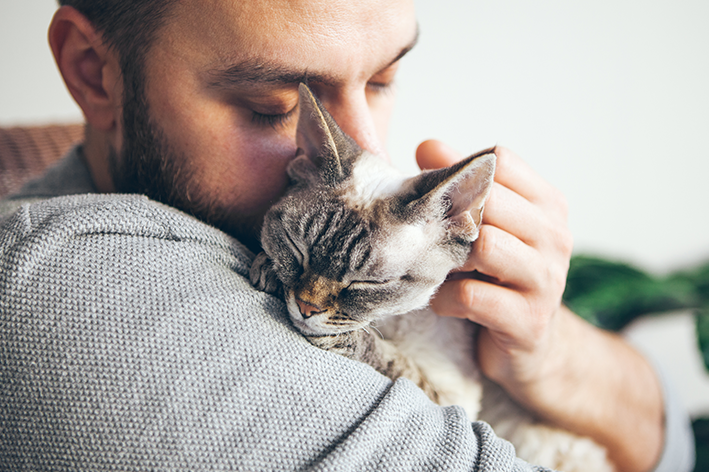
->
494 146 567 216
482 182 556 248
454 224 547 290
416 139 463 170
430 277 531 340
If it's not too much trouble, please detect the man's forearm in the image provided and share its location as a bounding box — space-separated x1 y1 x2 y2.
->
489 306 664 472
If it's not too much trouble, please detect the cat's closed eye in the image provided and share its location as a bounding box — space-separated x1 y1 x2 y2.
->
282 229 306 265
347 279 394 290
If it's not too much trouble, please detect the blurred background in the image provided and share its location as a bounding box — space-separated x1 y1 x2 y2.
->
2 0 708 435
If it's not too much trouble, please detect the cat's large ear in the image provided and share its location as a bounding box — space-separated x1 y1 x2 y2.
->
290 83 361 186
394 148 496 241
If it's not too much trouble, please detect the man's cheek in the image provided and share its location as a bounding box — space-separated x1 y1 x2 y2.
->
241 132 298 177
209 134 298 214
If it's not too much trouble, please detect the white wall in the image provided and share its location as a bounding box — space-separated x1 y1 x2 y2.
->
390 0 709 274
2 1 708 416
0 0 83 125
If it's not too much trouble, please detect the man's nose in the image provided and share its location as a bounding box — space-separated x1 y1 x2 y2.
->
321 92 386 157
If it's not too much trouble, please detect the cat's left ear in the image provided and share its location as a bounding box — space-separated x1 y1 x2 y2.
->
396 148 496 241
290 83 361 186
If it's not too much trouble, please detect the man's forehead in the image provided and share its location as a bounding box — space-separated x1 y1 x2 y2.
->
205 29 418 91
160 0 417 75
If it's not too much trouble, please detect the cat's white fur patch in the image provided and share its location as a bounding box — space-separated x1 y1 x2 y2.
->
346 152 409 206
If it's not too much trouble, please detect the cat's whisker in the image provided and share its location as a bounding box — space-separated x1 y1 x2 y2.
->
370 324 384 339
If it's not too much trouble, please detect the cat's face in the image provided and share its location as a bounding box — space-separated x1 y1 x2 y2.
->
257 84 496 335
261 159 462 335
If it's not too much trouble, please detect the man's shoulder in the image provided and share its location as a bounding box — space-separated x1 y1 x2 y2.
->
1 145 253 266
1 192 254 276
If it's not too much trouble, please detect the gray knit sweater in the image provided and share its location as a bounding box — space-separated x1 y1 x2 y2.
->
0 148 694 471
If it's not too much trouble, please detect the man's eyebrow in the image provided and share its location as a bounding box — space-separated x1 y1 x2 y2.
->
207 25 420 89
385 24 419 70
207 60 335 89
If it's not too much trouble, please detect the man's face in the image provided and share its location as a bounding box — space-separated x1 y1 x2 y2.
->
112 0 417 250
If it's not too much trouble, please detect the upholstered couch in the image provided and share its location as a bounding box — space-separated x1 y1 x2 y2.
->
0 123 84 198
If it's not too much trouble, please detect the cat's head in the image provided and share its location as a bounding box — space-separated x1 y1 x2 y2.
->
259 84 496 335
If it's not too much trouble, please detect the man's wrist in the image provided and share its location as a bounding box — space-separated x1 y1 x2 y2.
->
484 306 664 472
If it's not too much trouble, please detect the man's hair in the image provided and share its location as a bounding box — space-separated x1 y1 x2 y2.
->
57 0 175 88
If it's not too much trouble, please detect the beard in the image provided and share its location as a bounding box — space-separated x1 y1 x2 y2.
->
108 67 262 251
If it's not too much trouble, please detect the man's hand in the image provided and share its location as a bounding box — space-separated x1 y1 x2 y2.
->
417 140 664 472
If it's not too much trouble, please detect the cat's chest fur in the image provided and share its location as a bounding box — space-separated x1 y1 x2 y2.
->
377 308 483 419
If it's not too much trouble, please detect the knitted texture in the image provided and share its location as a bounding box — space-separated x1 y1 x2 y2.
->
0 190 549 471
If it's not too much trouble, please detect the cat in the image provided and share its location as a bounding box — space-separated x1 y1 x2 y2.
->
250 83 614 472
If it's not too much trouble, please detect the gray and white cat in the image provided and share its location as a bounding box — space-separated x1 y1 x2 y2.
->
250 84 614 472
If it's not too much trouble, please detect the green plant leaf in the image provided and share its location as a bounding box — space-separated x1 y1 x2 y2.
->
563 256 695 331
693 418 709 472
696 309 709 372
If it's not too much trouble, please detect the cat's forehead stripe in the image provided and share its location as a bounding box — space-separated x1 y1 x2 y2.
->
299 200 375 281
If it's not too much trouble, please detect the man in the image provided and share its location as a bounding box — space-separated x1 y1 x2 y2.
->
0 0 694 470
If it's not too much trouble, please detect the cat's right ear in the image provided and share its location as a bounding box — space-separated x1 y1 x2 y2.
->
290 84 361 186
393 149 497 242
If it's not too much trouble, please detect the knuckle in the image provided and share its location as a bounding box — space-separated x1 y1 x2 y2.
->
550 266 568 295
543 186 569 222
525 301 551 340
554 226 574 257
493 146 510 170
454 279 478 315
561 228 574 256
473 225 497 261
529 268 548 293
554 189 569 218
541 215 573 259
540 256 567 294
529 316 548 341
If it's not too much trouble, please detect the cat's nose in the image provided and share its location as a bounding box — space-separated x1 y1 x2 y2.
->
296 299 324 319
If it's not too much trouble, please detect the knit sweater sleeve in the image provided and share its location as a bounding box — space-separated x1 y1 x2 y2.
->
0 194 550 472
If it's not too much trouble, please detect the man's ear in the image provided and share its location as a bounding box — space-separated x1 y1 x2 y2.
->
48 6 122 132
